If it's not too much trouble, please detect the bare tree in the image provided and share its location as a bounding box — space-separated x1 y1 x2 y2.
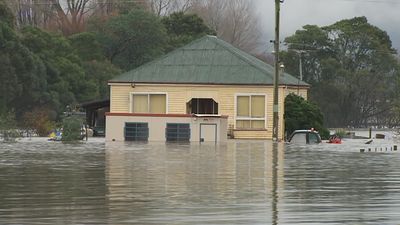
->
147 0 172 16
48 0 93 36
145 0 193 16
93 0 148 17
191 0 263 53
6 0 56 29
190 0 226 32
6 0 94 35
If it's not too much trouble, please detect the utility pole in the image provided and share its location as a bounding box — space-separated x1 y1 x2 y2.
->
297 50 304 94
299 52 303 81
272 0 282 141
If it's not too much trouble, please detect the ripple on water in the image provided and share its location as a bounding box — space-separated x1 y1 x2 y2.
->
0 138 400 224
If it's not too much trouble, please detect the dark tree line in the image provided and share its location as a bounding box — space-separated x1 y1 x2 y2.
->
281 17 400 128
0 0 214 133
2 0 400 134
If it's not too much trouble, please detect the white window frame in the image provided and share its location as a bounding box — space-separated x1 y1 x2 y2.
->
234 93 267 129
129 92 169 113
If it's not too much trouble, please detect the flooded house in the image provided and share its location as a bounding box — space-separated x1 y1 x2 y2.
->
106 35 309 142
80 99 109 136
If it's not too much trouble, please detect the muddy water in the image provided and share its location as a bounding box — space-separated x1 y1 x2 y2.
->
1 138 400 224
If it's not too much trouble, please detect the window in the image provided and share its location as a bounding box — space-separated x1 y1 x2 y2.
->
236 95 265 129
166 123 190 142
187 98 218 114
125 122 149 141
131 93 166 113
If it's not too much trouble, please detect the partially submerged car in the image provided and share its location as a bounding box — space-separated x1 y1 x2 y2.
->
288 129 321 144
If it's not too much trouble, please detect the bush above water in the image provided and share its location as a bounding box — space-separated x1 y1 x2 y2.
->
62 116 84 142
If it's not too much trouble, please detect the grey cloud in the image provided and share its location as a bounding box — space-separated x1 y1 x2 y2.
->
254 0 400 52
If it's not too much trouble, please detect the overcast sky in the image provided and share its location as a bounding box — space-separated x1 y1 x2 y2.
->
254 0 400 53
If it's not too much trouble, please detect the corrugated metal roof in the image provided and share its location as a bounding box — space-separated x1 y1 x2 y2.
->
109 35 309 86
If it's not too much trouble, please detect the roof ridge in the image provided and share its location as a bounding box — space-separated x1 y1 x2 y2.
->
109 35 308 86
208 37 273 75
208 37 305 84
209 36 308 85
114 35 213 81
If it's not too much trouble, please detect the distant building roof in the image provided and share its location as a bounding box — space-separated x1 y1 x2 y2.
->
109 35 309 86
79 99 109 109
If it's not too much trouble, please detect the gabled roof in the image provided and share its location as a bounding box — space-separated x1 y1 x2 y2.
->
109 35 309 86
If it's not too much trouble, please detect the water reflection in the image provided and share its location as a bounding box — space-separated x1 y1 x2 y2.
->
1 139 400 224
0 140 108 224
105 141 400 225
282 144 400 224
105 141 285 224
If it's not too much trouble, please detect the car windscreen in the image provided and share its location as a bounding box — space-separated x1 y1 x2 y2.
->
309 133 320 144
290 133 307 144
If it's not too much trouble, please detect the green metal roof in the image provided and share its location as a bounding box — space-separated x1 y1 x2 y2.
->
109 35 309 86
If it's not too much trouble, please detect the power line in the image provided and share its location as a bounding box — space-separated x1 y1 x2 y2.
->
8 0 400 5
295 0 400 4
331 0 400 4
5 0 149 6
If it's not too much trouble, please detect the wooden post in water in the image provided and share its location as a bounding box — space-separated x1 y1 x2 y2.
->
369 127 372 139
85 124 88 141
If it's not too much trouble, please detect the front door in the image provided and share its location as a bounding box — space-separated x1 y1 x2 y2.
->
200 124 217 142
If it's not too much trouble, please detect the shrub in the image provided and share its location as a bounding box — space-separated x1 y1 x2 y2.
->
23 108 56 136
62 116 84 142
0 111 20 142
284 93 330 140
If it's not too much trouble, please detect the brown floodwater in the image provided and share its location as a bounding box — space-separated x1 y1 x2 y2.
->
1 137 400 224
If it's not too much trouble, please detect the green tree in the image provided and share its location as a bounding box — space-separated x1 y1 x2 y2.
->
0 0 14 28
161 12 216 52
0 111 19 142
0 11 47 118
69 32 121 99
69 32 105 61
20 27 97 113
22 107 56 136
62 116 84 142
1 1 119 126
282 17 400 127
284 93 329 139
90 8 167 70
82 61 121 99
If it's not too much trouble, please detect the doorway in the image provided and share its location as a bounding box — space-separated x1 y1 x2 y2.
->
200 124 217 142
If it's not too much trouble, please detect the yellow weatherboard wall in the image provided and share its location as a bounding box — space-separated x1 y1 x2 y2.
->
110 83 308 140
107 36 310 140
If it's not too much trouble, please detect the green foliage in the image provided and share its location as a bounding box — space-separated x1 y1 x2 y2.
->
0 20 117 126
161 12 216 52
0 22 47 117
69 32 105 61
62 116 84 142
90 8 167 70
0 4 219 131
284 93 329 139
21 27 99 109
69 32 121 99
82 60 121 99
0 111 19 142
282 17 400 127
0 0 14 28
23 107 56 136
